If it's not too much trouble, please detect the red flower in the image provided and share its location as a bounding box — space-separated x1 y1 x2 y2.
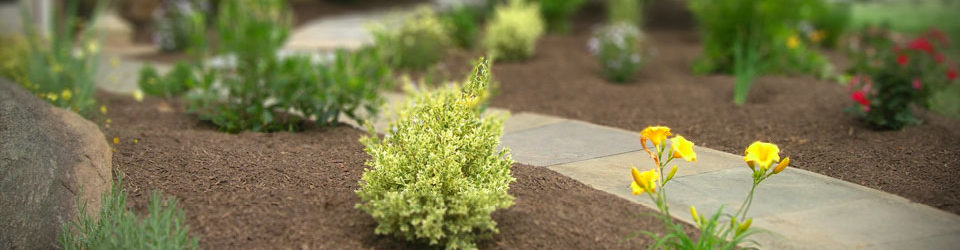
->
948 69 958 80
851 90 871 107
908 37 934 53
913 78 923 90
927 28 949 46
897 54 909 66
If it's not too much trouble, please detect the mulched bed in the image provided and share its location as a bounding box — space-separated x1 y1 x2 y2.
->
443 1 960 214
99 92 695 249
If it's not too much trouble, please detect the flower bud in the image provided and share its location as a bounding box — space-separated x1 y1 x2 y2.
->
773 157 790 174
689 205 700 225
666 166 678 182
736 218 753 236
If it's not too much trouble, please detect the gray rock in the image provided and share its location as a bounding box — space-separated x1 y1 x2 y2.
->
0 78 112 249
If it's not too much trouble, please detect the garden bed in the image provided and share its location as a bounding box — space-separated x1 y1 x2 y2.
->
99 92 695 249
446 2 960 214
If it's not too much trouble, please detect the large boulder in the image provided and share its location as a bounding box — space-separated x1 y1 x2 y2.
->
0 78 112 249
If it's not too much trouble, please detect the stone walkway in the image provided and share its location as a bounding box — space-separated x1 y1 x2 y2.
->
79 3 960 249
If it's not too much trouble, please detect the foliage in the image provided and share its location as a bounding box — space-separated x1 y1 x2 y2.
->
372 7 450 70
0 35 29 85
356 59 514 250
484 0 544 61
845 27 958 130
630 126 790 249
11 1 103 116
809 1 850 49
60 175 197 250
441 6 482 49
138 62 198 98
688 0 829 104
588 22 646 82
608 0 640 25
153 0 209 52
535 0 585 33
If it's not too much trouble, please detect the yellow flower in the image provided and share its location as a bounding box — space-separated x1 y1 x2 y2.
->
640 126 671 147
46 92 58 101
787 35 800 49
809 30 826 44
51 64 63 73
133 139 139 144
630 167 659 195
671 135 697 162
744 141 780 170
105 119 111 124
112 137 119 145
87 41 99 53
772 157 790 174
61 89 72 101
100 105 107 114
133 89 144 102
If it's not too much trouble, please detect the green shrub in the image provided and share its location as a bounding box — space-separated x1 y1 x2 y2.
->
588 22 646 82
13 1 102 116
356 58 515 250
153 0 209 52
607 0 640 25
809 1 850 49
60 176 197 250
688 0 829 104
372 7 450 70
536 0 586 33
138 62 198 98
484 0 544 61
441 6 481 49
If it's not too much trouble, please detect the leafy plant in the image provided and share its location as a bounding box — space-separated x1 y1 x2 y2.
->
138 62 199 98
588 22 647 82
153 0 210 52
372 7 450 70
60 175 197 250
441 6 482 49
536 0 585 33
484 0 544 61
13 1 103 116
845 27 958 129
607 0 640 25
630 126 790 249
688 0 829 104
356 58 514 250
809 1 850 49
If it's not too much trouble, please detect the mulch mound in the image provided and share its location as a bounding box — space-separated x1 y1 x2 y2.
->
461 1 960 214
99 93 694 249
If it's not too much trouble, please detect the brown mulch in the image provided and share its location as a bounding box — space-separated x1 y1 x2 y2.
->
443 1 960 214
99 92 695 249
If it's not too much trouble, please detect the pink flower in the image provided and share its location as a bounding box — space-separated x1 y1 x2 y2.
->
908 37 934 54
948 70 958 80
935 53 946 64
851 90 871 107
897 54 909 66
913 78 923 90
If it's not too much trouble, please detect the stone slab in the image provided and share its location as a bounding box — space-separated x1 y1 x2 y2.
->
95 55 170 94
500 121 644 167
502 112 566 134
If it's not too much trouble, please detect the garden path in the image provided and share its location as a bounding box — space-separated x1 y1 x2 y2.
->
88 4 960 249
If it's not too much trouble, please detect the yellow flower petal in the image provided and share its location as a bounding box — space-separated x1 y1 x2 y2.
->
61 89 72 101
671 135 697 162
112 137 119 145
744 141 780 171
630 167 659 195
787 35 800 49
640 126 671 147
100 105 107 115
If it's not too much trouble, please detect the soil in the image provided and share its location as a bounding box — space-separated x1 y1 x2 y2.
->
99 92 695 249
443 1 960 213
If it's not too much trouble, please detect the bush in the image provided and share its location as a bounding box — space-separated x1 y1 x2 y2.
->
372 7 449 70
484 0 544 61
688 0 829 104
138 62 198 98
153 0 209 52
60 176 197 250
441 6 481 49
809 1 850 49
536 0 586 33
588 22 647 82
356 58 515 250
607 0 640 25
845 27 958 129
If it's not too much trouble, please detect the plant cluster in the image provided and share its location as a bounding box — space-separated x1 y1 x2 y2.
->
152 0 210 52
60 176 197 250
808 1 850 49
845 27 958 129
137 62 199 98
630 126 790 249
440 6 483 49
536 0 586 33
484 0 544 61
588 22 646 82
356 59 515 250
372 7 450 70
688 0 830 104
607 0 641 25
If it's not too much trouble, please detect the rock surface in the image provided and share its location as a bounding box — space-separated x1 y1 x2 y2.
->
0 78 112 249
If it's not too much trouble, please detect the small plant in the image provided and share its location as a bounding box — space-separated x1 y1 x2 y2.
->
536 0 586 33
588 22 646 82
356 58 515 250
372 7 450 70
153 0 209 52
60 175 197 250
138 62 199 98
845 28 958 130
809 1 850 49
630 126 790 249
688 0 829 104
441 6 482 49
13 1 103 116
484 0 544 61
607 0 640 25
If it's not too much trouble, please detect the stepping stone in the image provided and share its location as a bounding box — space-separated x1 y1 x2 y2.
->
500 121 644 167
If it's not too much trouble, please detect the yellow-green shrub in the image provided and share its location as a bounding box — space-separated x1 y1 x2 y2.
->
484 0 544 61
356 58 515 249
372 7 450 70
